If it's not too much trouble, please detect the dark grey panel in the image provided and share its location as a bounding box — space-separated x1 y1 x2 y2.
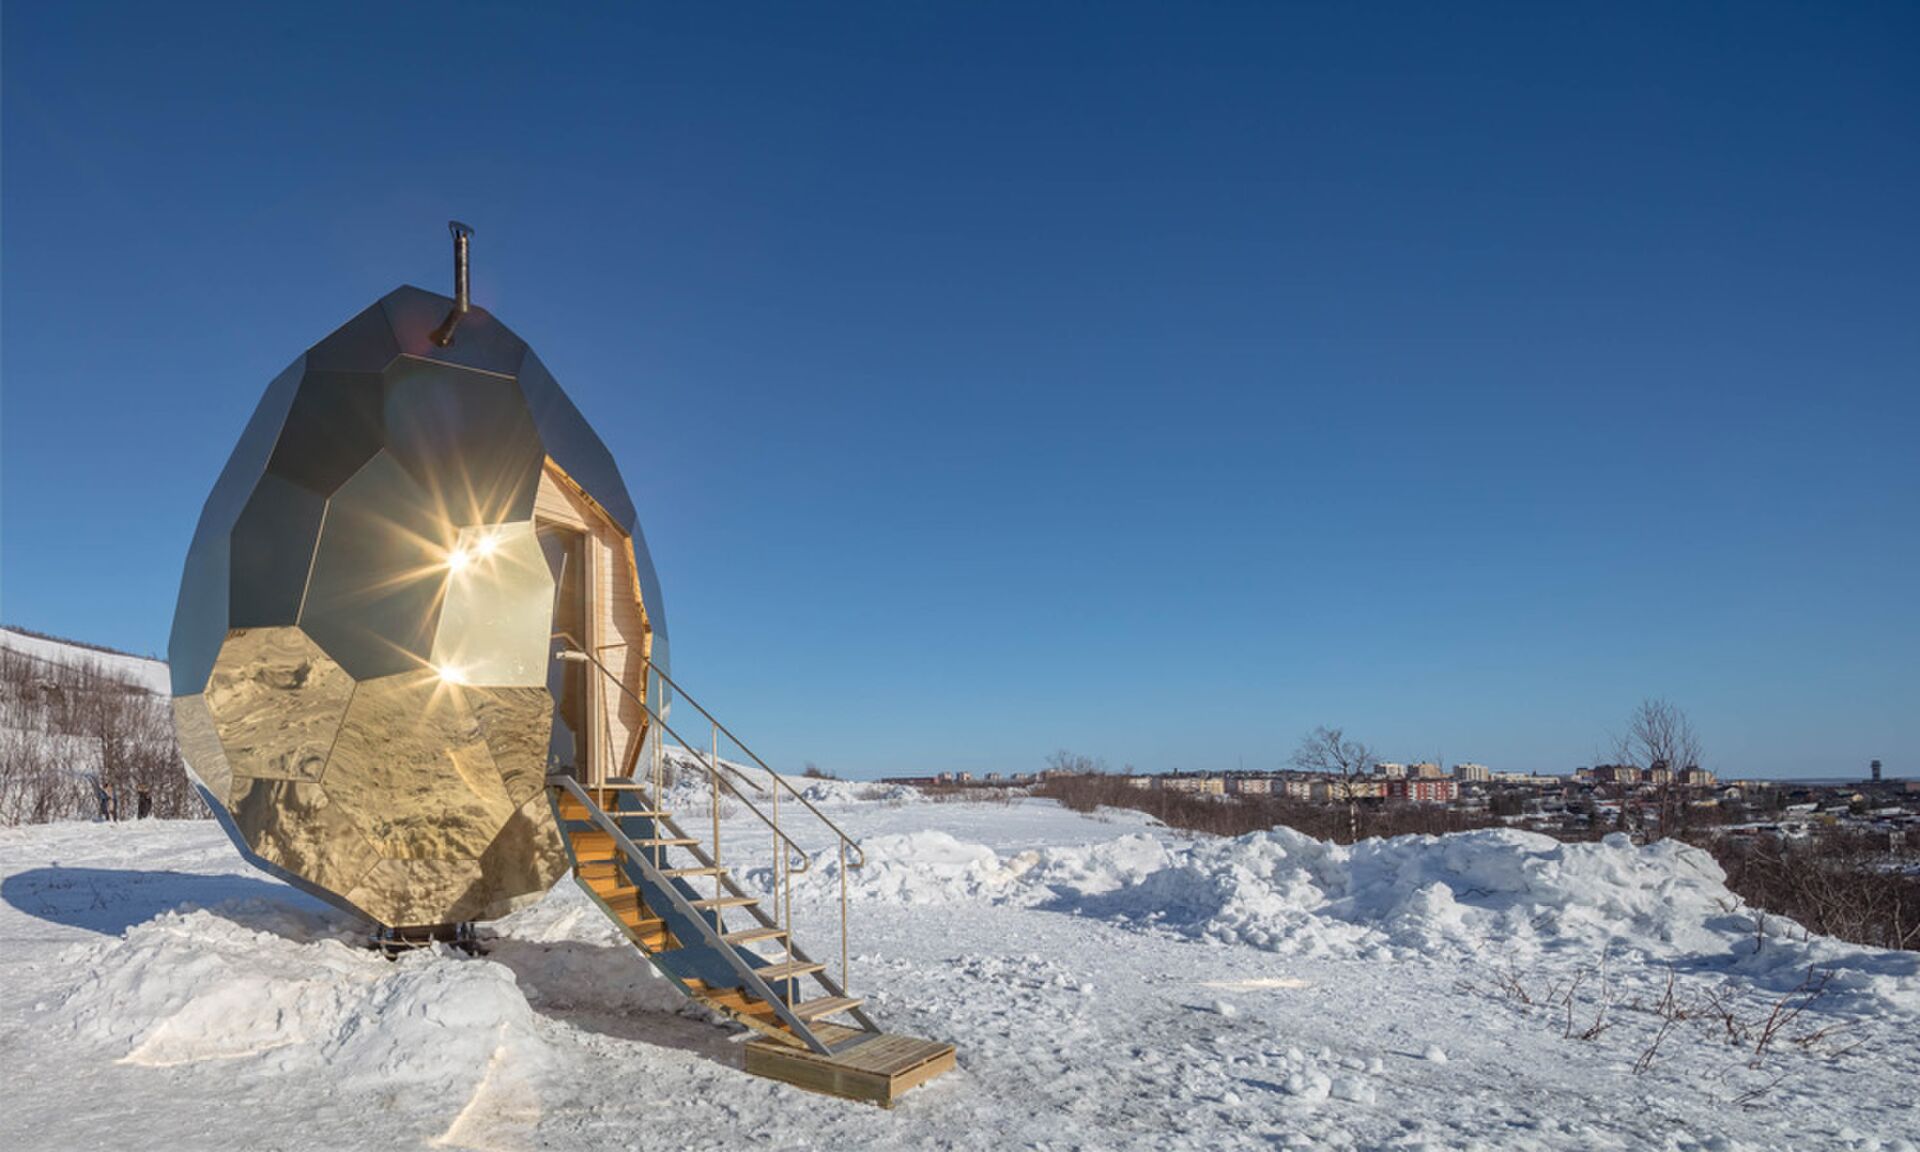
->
299 450 455 680
383 358 543 527
265 369 387 497
302 299 402 375
168 533 230 697
228 474 327 628
381 285 528 378
167 355 306 696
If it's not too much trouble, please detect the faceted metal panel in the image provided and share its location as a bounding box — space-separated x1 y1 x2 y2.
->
169 534 232 700
383 358 543 528
383 286 528 377
228 777 382 899
299 450 455 681
172 281 662 927
168 355 306 697
345 859 489 928
430 522 554 689
320 671 518 859
204 627 354 783
228 474 326 629
172 694 234 806
469 686 554 808
302 298 402 375
265 369 388 496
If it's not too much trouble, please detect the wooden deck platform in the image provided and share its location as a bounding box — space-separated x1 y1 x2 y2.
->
744 1023 957 1106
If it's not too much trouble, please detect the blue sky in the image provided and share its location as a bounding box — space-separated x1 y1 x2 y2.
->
3 3 1915 779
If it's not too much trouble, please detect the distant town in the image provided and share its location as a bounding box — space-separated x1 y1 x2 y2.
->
884 758 1920 845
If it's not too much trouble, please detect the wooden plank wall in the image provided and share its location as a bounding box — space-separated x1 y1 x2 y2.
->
534 462 655 787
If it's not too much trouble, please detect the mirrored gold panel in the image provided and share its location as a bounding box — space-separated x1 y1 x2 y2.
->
430 521 554 689
228 776 382 899
171 694 234 806
466 685 555 808
204 627 354 783
320 671 518 860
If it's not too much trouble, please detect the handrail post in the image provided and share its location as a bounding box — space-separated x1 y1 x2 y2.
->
840 839 850 995
710 723 722 913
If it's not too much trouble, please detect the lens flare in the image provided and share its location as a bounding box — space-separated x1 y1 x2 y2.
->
447 548 472 573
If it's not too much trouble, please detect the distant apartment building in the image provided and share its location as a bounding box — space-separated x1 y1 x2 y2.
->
1387 777 1460 803
1644 766 1674 787
1410 761 1446 779
1227 776 1272 796
1453 762 1492 782
1375 762 1407 779
1125 775 1154 789
1310 777 1387 802
1679 766 1716 788
1490 771 1563 787
1281 778 1316 801
1591 764 1642 786
1159 775 1225 795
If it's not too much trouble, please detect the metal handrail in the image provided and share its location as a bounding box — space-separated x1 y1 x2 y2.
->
646 660 867 869
556 648 811 872
549 774 840 1055
555 641 868 996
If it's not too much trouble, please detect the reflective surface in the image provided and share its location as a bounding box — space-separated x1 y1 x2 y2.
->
431 522 553 688
204 627 353 784
169 283 660 927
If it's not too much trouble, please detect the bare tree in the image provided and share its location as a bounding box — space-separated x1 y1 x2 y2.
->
1615 698 1703 841
1044 749 1104 776
1291 725 1375 843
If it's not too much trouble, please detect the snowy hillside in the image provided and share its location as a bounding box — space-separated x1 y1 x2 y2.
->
0 627 169 695
2 786 1915 1150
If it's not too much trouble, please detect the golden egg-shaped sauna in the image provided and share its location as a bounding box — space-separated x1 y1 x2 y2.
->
169 224 667 932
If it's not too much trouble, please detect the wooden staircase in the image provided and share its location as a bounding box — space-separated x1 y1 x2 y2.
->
549 776 956 1105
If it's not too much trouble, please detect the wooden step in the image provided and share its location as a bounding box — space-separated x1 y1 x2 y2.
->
745 1026 956 1107
632 837 699 848
790 996 864 1021
570 829 619 862
661 866 726 878
559 799 667 821
691 895 759 910
590 882 646 911
753 959 827 981
723 926 789 945
577 859 621 885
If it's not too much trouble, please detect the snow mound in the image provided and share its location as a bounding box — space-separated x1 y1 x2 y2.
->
54 909 553 1085
748 830 1030 904
819 825 1920 1014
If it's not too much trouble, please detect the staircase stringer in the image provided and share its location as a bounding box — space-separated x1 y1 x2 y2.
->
549 775 840 1055
650 808 883 1035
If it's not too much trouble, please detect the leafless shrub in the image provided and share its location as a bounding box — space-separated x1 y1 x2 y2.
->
1749 968 1833 1068
0 645 205 824
1703 832 1920 953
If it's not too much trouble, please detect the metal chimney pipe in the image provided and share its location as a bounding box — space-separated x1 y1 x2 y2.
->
430 220 475 347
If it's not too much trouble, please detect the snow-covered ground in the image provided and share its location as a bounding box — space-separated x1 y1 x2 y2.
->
2 789 1916 1151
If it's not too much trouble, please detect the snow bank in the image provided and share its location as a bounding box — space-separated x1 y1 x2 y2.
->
809 825 1920 1015
53 908 555 1086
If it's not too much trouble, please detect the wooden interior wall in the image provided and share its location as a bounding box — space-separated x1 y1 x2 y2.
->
534 462 654 787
